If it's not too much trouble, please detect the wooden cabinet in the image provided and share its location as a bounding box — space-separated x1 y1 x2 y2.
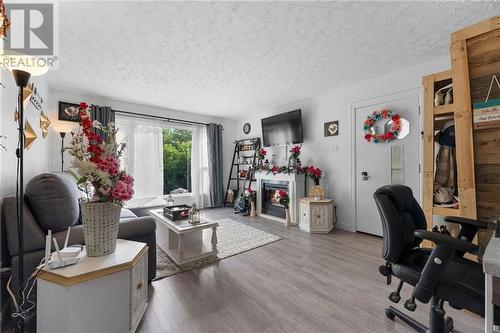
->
298 198 335 233
37 240 148 333
450 15 500 246
422 70 476 238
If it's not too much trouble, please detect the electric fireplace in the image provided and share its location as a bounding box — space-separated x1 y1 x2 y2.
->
261 181 288 218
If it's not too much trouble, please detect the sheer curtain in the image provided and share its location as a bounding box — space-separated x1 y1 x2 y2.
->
191 126 210 208
115 116 164 197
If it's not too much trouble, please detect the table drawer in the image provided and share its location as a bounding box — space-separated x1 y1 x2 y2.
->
130 250 148 331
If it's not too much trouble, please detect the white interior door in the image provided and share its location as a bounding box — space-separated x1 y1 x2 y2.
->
355 93 420 236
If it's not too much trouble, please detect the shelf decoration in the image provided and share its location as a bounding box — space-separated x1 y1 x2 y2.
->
363 109 401 143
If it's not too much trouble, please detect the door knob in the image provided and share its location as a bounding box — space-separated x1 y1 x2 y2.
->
362 171 368 181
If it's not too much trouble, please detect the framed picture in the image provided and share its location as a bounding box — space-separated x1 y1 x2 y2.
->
324 121 339 136
58 101 81 122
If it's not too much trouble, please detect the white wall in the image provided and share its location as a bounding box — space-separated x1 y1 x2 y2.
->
46 89 237 200
0 71 51 198
231 56 451 231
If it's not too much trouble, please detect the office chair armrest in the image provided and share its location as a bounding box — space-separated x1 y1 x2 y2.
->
412 230 480 304
414 230 480 255
444 216 489 229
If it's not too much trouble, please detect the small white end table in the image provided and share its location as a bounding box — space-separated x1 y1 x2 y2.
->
37 239 148 333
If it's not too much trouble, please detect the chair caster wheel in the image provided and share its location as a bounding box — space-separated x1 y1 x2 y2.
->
385 308 395 320
389 292 401 303
404 299 417 312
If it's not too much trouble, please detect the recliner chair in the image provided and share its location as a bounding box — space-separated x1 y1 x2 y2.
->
373 185 491 333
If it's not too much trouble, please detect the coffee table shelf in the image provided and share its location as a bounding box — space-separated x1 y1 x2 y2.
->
149 209 218 266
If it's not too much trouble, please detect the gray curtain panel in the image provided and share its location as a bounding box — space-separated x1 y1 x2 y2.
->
90 105 115 138
207 123 224 207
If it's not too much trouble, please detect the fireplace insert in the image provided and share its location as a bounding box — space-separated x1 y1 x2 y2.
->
261 181 288 218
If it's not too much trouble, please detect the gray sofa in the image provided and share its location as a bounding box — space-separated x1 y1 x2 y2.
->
1 172 156 296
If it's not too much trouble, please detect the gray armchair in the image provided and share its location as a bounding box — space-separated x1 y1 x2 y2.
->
1 172 156 298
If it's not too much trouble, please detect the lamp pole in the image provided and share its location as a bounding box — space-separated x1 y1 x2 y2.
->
60 131 66 171
12 69 30 332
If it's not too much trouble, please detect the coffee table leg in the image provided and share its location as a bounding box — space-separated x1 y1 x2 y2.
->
178 234 184 260
211 226 218 252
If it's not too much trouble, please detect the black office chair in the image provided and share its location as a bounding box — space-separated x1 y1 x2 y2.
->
373 185 490 333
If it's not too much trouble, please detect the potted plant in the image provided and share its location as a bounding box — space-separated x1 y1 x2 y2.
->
277 189 291 226
245 187 257 217
68 102 134 256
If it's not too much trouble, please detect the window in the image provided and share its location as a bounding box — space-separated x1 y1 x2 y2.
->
162 128 192 195
115 115 196 198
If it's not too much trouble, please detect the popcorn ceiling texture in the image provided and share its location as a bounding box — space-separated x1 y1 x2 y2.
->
47 1 499 118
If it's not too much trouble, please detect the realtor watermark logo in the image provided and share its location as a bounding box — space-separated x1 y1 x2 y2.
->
1 1 58 70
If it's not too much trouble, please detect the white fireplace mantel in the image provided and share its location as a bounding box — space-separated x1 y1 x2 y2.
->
254 171 306 225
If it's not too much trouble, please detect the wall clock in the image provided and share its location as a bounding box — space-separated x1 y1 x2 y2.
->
243 123 251 134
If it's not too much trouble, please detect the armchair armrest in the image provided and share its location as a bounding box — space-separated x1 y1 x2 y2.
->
444 216 489 229
414 230 480 255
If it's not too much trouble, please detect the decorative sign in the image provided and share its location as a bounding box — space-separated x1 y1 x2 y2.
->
58 101 81 122
324 121 339 137
473 75 500 130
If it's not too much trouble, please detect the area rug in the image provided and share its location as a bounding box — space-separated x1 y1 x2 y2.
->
154 218 281 280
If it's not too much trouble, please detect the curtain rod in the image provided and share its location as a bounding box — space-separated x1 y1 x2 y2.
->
114 109 214 127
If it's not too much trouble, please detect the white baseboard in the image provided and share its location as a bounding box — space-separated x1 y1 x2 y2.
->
335 220 356 232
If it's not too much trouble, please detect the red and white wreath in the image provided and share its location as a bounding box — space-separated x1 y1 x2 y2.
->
363 109 401 143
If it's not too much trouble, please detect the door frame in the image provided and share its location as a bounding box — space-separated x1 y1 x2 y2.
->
350 88 423 234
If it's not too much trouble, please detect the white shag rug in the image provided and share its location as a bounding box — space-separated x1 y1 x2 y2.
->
154 218 281 280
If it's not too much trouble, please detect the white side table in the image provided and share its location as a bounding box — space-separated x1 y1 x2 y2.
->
37 239 148 333
298 198 336 233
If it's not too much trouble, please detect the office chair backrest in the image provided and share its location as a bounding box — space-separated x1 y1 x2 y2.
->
373 185 427 263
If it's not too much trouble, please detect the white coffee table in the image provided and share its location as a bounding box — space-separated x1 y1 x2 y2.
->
149 209 218 266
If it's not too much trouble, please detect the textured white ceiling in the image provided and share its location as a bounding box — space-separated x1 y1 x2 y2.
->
47 1 499 118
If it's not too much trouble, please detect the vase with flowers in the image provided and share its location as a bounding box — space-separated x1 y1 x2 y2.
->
288 145 301 168
245 187 257 217
306 165 323 186
257 148 267 167
68 102 134 256
277 189 291 226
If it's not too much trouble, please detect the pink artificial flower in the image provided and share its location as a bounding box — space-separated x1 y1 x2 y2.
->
290 146 301 154
121 172 134 185
111 180 134 201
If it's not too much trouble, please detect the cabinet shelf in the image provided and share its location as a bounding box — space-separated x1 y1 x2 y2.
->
432 206 461 217
433 104 455 115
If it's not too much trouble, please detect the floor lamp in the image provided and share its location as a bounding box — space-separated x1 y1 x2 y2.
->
54 127 71 171
4 63 48 331
12 69 31 331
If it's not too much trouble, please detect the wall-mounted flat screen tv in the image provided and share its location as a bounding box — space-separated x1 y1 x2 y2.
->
261 109 303 147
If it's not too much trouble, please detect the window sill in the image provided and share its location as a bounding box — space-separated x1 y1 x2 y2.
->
125 194 193 209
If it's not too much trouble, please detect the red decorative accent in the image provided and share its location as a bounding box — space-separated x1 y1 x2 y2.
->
362 109 401 143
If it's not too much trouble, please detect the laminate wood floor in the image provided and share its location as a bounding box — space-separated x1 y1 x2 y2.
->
137 208 483 333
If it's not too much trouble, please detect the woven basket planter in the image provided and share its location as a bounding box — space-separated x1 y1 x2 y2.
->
81 201 121 257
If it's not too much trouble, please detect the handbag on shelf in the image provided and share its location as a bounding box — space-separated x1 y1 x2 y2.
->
473 74 500 130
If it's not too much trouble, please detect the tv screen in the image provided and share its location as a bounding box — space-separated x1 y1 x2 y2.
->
261 109 303 147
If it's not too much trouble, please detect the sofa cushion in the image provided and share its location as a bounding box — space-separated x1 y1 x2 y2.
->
25 172 81 232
